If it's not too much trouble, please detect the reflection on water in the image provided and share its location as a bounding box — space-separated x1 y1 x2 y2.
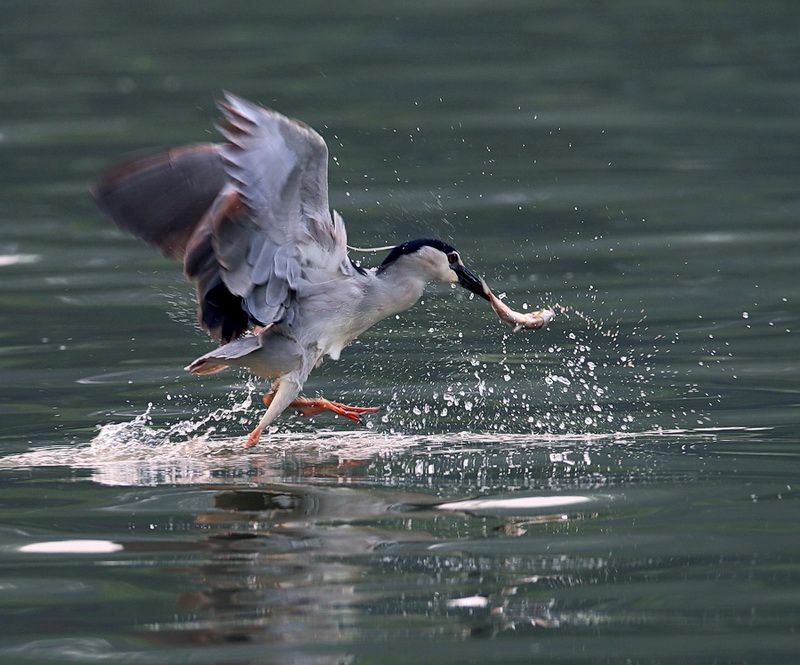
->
163 486 437 649
160 485 609 648
3 424 795 663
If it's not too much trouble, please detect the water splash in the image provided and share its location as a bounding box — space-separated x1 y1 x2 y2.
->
0 426 769 488
63 292 717 465
23 288 718 471
356 296 690 437
139 264 710 439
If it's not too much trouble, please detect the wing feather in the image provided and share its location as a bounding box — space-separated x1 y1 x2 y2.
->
92 144 225 259
93 93 353 344
212 93 351 329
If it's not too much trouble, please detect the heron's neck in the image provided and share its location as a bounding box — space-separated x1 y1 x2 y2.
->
310 267 431 362
366 266 429 322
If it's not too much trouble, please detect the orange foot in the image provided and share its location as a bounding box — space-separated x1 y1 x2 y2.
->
246 395 379 447
261 393 379 422
292 398 380 422
245 426 263 448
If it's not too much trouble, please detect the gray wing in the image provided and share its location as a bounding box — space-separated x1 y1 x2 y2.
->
93 93 353 343
188 93 353 334
92 144 226 260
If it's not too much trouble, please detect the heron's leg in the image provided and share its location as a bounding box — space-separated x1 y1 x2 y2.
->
246 377 303 447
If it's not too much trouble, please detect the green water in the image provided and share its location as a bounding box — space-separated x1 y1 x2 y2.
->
1 1 799 663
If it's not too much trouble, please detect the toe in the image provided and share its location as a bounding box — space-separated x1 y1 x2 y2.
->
338 409 364 423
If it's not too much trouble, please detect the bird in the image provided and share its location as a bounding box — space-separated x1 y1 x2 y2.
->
93 93 493 447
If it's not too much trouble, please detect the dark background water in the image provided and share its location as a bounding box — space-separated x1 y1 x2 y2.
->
1 1 799 663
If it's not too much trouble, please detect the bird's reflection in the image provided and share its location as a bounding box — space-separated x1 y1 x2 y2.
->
145 482 437 654
134 475 609 660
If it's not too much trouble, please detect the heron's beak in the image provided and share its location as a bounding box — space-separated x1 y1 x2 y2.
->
453 263 490 300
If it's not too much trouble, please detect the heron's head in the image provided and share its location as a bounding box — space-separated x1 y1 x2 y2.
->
378 239 489 300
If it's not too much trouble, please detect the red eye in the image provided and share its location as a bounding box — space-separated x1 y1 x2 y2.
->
448 252 459 264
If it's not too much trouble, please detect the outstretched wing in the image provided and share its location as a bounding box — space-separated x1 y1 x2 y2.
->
92 143 226 260
92 93 353 343
202 92 352 333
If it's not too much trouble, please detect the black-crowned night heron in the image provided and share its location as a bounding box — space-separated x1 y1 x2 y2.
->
93 93 551 446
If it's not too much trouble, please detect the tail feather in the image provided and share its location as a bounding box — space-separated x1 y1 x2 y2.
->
185 333 264 375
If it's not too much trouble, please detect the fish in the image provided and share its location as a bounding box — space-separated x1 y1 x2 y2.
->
482 281 554 332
